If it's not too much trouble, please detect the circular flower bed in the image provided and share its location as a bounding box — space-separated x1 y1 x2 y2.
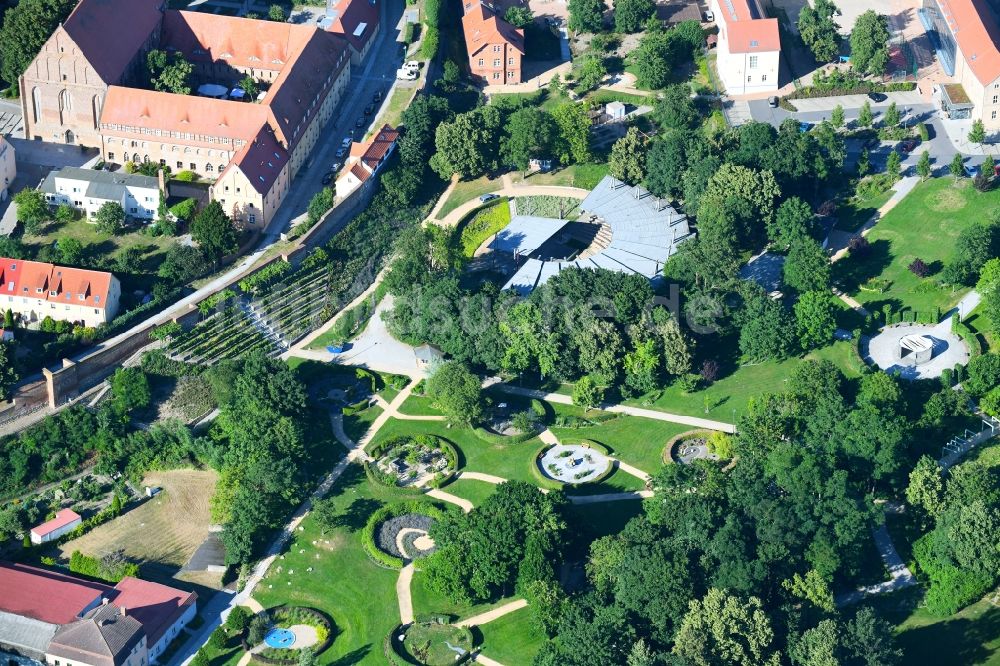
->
385 622 474 666
534 440 613 486
362 502 446 569
244 607 334 665
367 435 458 489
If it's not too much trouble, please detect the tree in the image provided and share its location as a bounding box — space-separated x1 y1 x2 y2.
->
615 0 656 32
0 0 75 90
297 648 315 666
425 361 483 424
857 101 873 128
909 257 930 277
850 11 891 76
907 455 944 518
609 127 646 185
965 353 1000 395
857 147 871 177
782 569 835 612
568 0 604 32
572 374 605 409
191 201 238 262
950 152 965 178
576 55 607 91
633 31 682 89
916 150 932 180
623 338 660 396
794 291 836 350
830 104 845 129
944 222 1000 285
110 367 151 414
431 106 503 179
886 149 902 180
238 74 259 99
784 237 831 293
95 202 126 235
158 244 211 285
551 102 593 164
798 0 841 62
644 133 686 200
738 289 796 362
883 102 901 127
655 84 699 129
0 342 19 402
842 607 903 666
504 5 533 27
156 57 193 95
968 118 987 145
771 196 813 249
13 189 49 235
55 237 84 266
659 316 693 376
673 588 782 666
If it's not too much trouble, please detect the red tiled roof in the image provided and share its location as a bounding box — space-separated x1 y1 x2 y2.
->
323 0 380 52
225 125 290 195
0 562 111 624
0 258 114 310
725 18 780 53
61 0 163 84
938 0 1000 84
462 1 525 57
349 162 371 183
361 124 399 169
111 577 197 646
31 508 82 538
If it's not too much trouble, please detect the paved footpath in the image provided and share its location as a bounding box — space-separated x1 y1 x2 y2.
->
496 384 736 433
456 599 529 628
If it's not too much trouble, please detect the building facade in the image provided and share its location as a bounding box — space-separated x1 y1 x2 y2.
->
40 168 160 221
29 509 82 545
20 0 358 229
921 0 1000 129
710 0 781 94
0 137 15 200
335 124 398 198
462 1 525 85
0 258 121 328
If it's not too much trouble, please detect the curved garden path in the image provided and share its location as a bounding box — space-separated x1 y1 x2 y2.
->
455 471 508 484
455 599 529 628
397 562 415 624
425 488 474 513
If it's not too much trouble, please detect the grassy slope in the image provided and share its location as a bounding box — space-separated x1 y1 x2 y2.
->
834 177 994 315
476 605 547 665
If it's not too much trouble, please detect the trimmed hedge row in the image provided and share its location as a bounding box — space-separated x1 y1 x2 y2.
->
473 427 538 445
362 502 446 569
384 623 474 666
531 440 615 489
244 607 335 665
953 315 983 358
365 435 459 489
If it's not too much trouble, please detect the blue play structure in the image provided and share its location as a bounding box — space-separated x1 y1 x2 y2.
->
264 628 296 649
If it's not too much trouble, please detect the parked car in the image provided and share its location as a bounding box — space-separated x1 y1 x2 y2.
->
331 161 343 173
364 103 375 116
373 90 383 103
335 146 348 158
479 193 499 203
404 60 420 71
704 9 715 21
798 121 812 133
867 92 888 103
341 137 352 148
964 164 979 177
396 68 418 81
900 139 919 153
355 116 366 128
767 96 778 108
321 171 335 185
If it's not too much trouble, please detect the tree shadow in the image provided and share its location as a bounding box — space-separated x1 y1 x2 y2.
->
332 498 381 532
326 645 372 665
831 238 893 293
896 606 1000 665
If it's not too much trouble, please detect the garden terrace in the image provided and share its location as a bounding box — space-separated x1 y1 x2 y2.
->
168 307 278 364
247 262 337 345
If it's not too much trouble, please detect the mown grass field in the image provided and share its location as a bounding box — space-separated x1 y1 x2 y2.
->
834 177 992 316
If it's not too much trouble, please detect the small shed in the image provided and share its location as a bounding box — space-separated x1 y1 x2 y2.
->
30 508 82 544
605 101 627 121
414 343 444 369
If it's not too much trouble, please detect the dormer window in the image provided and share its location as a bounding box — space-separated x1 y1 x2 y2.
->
36 288 43 294
94 295 101 304
49 290 57 296
78 294 85 301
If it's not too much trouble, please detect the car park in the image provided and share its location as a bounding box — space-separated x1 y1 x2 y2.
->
479 193 499 203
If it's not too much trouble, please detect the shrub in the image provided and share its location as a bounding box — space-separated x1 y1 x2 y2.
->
169 198 198 221
908 258 930 277
173 170 198 182
918 123 930 141
459 199 510 258
226 606 252 633
248 616 268 646
706 431 734 459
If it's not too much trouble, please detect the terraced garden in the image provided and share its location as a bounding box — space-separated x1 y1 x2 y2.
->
168 307 277 365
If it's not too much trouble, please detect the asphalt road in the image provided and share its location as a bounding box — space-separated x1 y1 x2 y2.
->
747 98 988 177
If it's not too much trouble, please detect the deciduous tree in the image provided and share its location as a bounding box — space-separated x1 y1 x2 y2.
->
850 11 891 75
191 200 238 262
95 201 126 235
609 127 647 185
568 0 604 32
615 0 656 32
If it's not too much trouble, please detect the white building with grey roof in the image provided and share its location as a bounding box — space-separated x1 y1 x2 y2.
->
40 167 161 222
500 176 693 295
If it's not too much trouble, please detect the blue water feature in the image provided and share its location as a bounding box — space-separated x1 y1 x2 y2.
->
264 628 296 649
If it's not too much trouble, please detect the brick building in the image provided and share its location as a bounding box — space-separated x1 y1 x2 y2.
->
461 1 525 85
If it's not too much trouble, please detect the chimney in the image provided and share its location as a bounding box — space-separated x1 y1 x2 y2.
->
120 606 127 617
102 598 109 606
157 167 166 194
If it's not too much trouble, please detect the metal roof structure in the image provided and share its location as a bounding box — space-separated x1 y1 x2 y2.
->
489 215 571 256
0 610 59 660
501 176 693 294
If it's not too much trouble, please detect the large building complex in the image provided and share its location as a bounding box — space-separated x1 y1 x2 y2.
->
0 258 121 328
19 0 376 229
461 1 525 85
0 562 196 666
922 0 1000 127
709 0 781 94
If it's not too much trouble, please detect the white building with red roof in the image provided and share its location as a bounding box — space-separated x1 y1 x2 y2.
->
0 258 121 328
335 124 399 199
30 509 83 545
0 562 197 666
710 0 781 94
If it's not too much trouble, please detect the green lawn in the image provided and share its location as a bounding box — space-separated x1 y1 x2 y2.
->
436 175 503 219
343 405 382 444
439 477 498 507
409 569 515 622
550 412 692 474
835 189 894 233
380 86 414 130
510 163 609 190
477 605 547 665
254 465 426 666
397 394 442 416
834 177 989 316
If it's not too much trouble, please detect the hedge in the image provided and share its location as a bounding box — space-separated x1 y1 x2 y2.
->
366 435 459 489
362 502 446 569
384 622 474 666
342 399 371 415
530 441 615 489
473 427 537 446
245 607 335 665
954 321 983 358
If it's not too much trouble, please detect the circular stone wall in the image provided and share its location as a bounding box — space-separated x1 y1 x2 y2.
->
538 444 611 484
867 323 969 380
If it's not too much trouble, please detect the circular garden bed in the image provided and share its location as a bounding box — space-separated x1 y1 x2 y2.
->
534 440 613 486
362 501 446 569
244 606 334 665
367 435 458 489
663 429 732 465
386 622 474 665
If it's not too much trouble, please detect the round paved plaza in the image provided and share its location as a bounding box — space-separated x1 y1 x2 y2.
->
866 323 969 380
